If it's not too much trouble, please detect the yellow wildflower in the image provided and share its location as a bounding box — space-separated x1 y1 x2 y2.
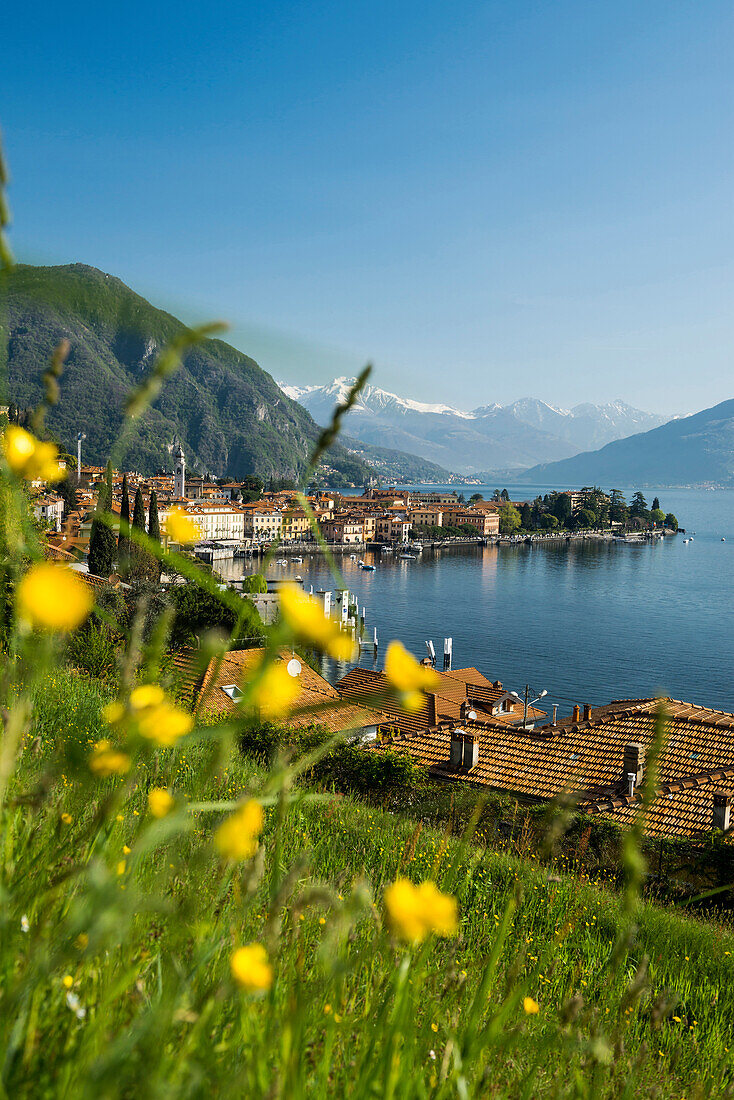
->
523 997 540 1015
62 975 74 989
148 788 175 818
165 507 202 546
251 660 301 719
17 563 93 633
230 943 272 992
61 812 73 825
3 425 66 481
384 878 458 943
215 799 264 861
384 641 440 711
89 739 130 777
117 860 126 876
105 684 192 748
278 584 356 660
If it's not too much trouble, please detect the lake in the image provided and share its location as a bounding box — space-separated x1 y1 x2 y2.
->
220 486 734 719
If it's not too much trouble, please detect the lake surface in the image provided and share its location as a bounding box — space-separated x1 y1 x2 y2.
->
220 486 734 718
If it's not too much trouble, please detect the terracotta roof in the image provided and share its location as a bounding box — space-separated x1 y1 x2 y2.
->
336 666 542 735
196 648 386 734
365 697 734 838
581 768 734 839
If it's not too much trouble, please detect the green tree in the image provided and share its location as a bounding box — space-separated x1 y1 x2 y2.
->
609 489 628 525
168 584 263 648
88 477 116 578
469 493 484 503
243 573 267 594
127 487 155 581
664 512 679 530
148 490 161 544
498 502 521 535
500 489 510 502
575 507 596 529
540 513 558 529
520 502 532 529
652 496 660 512
148 491 161 581
650 508 665 526
551 492 573 527
630 491 648 518
54 475 79 518
118 474 130 572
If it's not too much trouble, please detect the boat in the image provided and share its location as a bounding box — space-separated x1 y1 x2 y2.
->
360 563 375 571
722 537 727 542
349 554 357 560
411 542 423 552
292 556 303 563
400 553 417 560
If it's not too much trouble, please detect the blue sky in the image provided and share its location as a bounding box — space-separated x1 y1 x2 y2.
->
4 0 733 414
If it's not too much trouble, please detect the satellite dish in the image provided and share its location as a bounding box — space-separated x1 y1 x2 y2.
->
468 710 477 721
286 658 302 678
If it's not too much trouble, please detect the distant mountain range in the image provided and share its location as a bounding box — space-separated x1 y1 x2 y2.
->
522 399 734 488
279 377 672 474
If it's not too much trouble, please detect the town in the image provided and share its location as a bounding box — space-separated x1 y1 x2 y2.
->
32 435 678 563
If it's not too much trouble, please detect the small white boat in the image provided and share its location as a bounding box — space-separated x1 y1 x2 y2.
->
349 554 357 560
722 537 726 542
276 558 288 565
683 539 690 544
292 556 303 563
400 553 417 560
360 563 375 571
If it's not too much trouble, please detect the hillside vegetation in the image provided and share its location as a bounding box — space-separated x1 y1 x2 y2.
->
5 667 734 1098
0 263 371 485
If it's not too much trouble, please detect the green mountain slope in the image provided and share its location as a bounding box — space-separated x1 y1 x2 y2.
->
521 399 734 487
0 263 372 485
340 434 456 483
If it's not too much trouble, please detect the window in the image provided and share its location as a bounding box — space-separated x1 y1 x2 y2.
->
221 684 242 702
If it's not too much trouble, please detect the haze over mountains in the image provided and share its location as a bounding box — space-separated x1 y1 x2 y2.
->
280 377 672 475
524 399 734 488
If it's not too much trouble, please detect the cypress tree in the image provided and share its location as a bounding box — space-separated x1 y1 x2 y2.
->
128 488 151 580
118 474 130 576
148 490 160 543
88 476 116 578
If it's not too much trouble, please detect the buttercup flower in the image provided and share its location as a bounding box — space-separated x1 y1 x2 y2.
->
230 943 272 992
89 739 131 777
148 788 175 818
251 660 301 719
16 563 93 633
104 684 192 748
384 878 458 943
384 641 441 712
165 507 202 545
278 584 356 660
215 799 264 860
523 997 540 1015
3 425 66 481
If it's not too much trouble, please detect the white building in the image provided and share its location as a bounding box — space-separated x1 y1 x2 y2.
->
34 495 64 532
161 502 246 543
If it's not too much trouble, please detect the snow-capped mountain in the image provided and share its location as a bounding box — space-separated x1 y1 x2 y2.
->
278 378 672 474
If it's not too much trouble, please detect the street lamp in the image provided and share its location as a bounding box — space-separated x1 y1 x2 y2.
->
512 685 548 729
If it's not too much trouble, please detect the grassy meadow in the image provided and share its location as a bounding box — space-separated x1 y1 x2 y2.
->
2 667 733 1098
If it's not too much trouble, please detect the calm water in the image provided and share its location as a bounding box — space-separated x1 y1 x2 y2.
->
221 486 734 717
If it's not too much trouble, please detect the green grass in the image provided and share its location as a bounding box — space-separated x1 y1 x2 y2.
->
3 669 734 1099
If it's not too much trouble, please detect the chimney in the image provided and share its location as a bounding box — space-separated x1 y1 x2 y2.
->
583 703 592 721
713 793 731 831
572 704 581 722
427 693 438 727
493 680 503 690
552 704 558 724
450 729 463 769
463 732 479 770
623 743 644 794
